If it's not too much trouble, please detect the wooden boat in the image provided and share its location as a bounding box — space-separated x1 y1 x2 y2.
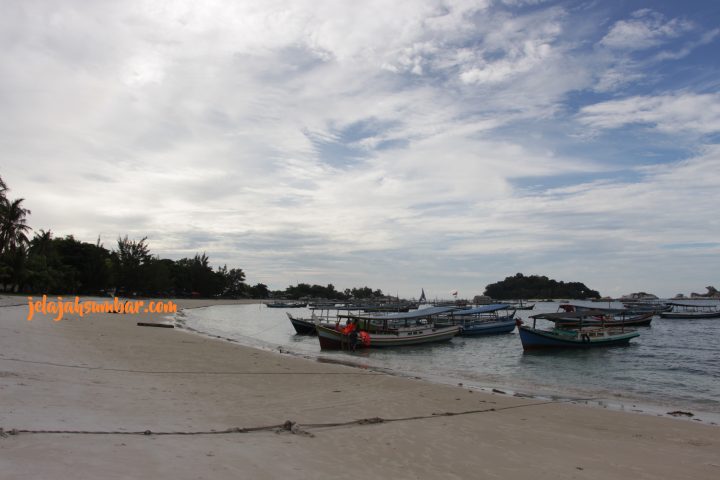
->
557 304 654 327
287 313 318 335
517 313 639 350
436 304 516 336
287 306 351 335
508 299 535 310
660 302 720 319
316 306 460 350
266 301 307 308
621 300 671 314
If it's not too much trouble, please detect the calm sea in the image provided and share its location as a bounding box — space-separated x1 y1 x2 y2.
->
179 300 720 423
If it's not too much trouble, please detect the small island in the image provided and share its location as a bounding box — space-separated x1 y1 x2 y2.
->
484 273 600 300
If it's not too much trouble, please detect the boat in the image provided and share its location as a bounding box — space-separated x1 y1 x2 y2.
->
660 302 720 319
621 300 671 314
508 299 535 310
266 301 307 308
556 304 654 327
287 312 319 335
435 304 516 335
516 312 640 350
287 306 353 335
316 306 461 350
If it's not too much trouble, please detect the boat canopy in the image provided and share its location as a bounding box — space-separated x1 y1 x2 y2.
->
561 304 632 314
666 302 717 308
350 306 457 321
449 304 512 316
531 311 609 321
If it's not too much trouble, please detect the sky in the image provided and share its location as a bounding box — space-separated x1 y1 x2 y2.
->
1 0 719 299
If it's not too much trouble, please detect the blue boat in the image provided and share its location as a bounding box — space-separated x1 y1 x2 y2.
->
436 304 516 336
517 312 639 350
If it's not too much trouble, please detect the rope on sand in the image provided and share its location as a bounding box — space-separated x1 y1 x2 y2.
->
1 398 596 439
0 357 381 375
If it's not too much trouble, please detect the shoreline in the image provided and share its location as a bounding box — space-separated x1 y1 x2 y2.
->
178 303 720 426
2 296 719 479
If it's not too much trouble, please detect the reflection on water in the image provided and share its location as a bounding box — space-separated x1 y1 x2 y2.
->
181 301 720 420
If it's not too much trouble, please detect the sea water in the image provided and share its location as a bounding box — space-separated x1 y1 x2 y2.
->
179 300 720 423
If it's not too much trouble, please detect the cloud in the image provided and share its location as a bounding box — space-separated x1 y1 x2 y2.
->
1 1 719 297
599 9 694 51
577 93 720 135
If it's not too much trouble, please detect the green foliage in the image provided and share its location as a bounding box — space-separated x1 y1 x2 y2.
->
247 283 270 298
284 283 341 299
0 176 32 291
484 272 600 300
280 283 385 300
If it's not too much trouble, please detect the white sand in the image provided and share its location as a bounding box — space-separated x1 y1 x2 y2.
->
1 296 718 479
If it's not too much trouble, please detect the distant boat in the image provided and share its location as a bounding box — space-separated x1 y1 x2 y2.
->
508 299 535 310
660 302 720 319
516 312 639 350
266 301 307 308
557 304 654 327
435 304 516 336
316 306 460 350
621 300 671 314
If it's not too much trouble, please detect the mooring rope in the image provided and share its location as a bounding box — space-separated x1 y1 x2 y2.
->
1 398 597 439
0 357 380 375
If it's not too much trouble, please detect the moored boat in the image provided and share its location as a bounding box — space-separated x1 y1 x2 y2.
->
436 304 516 336
266 301 307 308
660 302 720 319
508 299 535 310
517 313 639 350
287 312 319 335
557 304 654 327
316 306 460 350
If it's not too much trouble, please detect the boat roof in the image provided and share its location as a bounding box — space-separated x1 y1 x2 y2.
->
531 311 609 321
448 304 512 316
561 304 632 314
350 306 457 321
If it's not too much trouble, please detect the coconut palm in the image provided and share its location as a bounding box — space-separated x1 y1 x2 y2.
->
0 197 32 254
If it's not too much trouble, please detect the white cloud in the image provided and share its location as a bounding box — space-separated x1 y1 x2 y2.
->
1 0 719 297
599 9 694 51
578 93 720 135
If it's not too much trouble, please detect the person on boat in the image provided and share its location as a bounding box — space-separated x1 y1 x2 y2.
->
341 319 357 335
348 327 359 351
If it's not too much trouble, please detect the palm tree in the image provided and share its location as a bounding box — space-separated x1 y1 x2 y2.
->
30 229 54 256
0 197 32 254
0 175 7 200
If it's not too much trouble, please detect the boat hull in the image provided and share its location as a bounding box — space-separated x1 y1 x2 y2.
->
287 315 317 335
267 302 307 308
518 325 639 350
555 312 654 328
459 319 516 336
316 324 460 350
660 311 720 319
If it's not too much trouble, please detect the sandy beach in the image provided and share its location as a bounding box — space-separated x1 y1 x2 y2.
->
1 296 718 479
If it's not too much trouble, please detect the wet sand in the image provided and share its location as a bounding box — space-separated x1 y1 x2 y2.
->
1 296 718 479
